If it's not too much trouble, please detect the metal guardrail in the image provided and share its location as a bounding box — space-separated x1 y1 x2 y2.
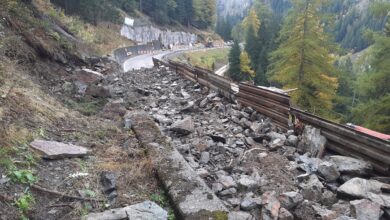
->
153 57 390 174
291 108 390 174
237 83 290 130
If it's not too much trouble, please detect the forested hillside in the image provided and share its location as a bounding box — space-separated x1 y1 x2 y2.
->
225 0 390 133
50 0 216 29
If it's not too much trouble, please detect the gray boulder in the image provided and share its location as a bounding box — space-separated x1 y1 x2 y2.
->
170 117 194 135
330 156 373 177
318 161 340 182
279 191 304 210
297 125 326 157
350 199 383 220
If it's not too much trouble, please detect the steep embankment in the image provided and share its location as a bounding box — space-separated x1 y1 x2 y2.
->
0 1 165 219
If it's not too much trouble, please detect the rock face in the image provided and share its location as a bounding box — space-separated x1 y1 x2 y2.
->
121 21 197 47
30 140 89 159
86 201 167 220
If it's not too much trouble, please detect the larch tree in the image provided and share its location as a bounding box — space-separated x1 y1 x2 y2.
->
240 51 255 81
268 0 338 117
243 8 261 69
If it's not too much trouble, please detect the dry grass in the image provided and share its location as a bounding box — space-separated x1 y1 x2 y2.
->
32 0 134 55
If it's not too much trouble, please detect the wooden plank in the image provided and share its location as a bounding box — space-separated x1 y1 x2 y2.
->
239 83 290 105
237 92 290 115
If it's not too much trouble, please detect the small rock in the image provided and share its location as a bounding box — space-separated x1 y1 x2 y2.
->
279 208 294 220
219 188 237 196
350 199 383 220
286 135 299 146
269 138 284 151
199 98 209 108
228 211 252 220
136 87 151 96
199 152 210 164
101 171 116 193
318 161 340 182
321 190 338 206
279 192 304 210
312 204 338 220
227 198 241 206
170 117 194 136
240 197 259 211
212 183 223 193
219 175 237 189
262 191 281 220
196 168 209 178
267 132 286 142
237 176 259 191
300 174 324 202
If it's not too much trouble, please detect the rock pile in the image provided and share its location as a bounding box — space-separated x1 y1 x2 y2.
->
102 66 390 219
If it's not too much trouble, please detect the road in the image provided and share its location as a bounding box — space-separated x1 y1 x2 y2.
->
123 50 174 72
122 46 230 72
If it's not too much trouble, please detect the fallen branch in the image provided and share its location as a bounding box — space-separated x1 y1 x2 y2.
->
31 185 105 202
240 147 267 161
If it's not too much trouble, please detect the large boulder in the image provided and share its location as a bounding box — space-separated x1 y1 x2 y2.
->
86 201 167 220
330 155 373 177
337 177 382 199
297 125 326 157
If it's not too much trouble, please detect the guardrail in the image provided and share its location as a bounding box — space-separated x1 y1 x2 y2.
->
237 83 291 130
291 108 390 173
153 57 390 174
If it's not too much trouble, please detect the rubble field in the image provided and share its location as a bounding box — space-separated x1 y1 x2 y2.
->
103 65 390 220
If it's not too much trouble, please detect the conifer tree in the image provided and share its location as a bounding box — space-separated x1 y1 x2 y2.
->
268 0 338 117
240 51 255 81
352 2 390 133
228 41 241 82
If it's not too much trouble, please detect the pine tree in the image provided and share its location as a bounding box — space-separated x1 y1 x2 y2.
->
268 0 338 117
228 41 241 82
240 51 255 81
242 8 261 70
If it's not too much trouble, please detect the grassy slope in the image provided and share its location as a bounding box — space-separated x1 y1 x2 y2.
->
173 48 229 70
33 0 135 55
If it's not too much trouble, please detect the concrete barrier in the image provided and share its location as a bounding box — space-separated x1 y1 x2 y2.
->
127 111 229 220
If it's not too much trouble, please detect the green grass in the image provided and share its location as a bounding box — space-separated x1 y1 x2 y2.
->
14 192 35 220
174 48 229 71
64 98 107 116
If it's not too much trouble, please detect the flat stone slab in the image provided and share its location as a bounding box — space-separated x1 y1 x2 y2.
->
30 139 89 159
87 201 167 220
128 111 228 220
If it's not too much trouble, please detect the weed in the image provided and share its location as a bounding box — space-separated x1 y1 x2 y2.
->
168 209 176 220
64 98 107 116
8 169 37 184
14 191 35 218
0 147 16 170
150 190 168 207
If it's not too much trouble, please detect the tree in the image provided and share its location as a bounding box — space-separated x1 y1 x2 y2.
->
352 3 390 133
240 51 255 81
243 8 261 69
228 41 241 82
268 0 338 117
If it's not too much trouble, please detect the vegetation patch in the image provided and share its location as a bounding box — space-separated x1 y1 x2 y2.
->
174 48 229 71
